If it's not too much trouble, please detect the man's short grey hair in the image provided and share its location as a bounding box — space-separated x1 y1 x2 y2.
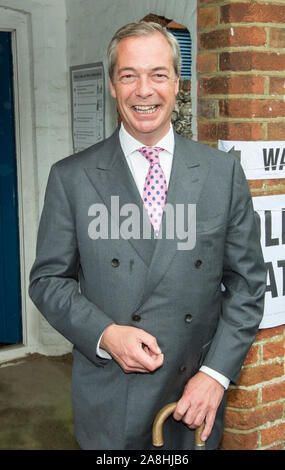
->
107 21 182 81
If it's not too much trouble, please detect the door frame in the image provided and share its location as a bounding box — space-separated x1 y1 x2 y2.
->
0 8 38 364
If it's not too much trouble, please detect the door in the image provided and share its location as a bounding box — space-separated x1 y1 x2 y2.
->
0 31 22 344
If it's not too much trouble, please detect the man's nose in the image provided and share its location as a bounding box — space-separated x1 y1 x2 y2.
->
135 75 153 98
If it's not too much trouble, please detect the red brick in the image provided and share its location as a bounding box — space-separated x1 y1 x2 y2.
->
200 27 266 50
268 122 285 140
199 75 265 95
250 180 285 197
225 122 264 140
256 326 284 341
262 381 285 403
220 52 253 71
221 3 285 24
266 179 285 188
198 99 216 119
238 362 284 386
197 53 217 73
198 123 217 141
253 53 285 71
263 340 285 360
270 28 285 48
220 51 285 72
198 7 218 29
266 445 283 450
248 180 263 190
198 122 264 141
248 179 264 193
224 404 283 430
227 388 258 409
244 344 259 365
261 423 285 446
220 430 258 450
220 99 285 118
198 0 216 5
261 185 285 196
270 77 285 95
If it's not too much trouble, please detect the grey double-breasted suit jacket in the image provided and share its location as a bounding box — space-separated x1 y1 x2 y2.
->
29 129 266 450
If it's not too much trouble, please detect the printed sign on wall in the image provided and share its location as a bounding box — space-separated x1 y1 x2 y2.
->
70 62 105 153
219 140 285 329
218 140 285 180
253 195 285 329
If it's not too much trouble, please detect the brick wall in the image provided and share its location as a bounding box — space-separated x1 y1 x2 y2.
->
197 0 285 450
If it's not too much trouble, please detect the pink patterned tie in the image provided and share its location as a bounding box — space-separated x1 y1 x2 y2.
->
138 146 168 236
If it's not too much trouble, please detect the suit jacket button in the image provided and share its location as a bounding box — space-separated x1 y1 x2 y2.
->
179 365 187 374
132 314 141 322
111 258 120 267
195 259 202 268
185 314 193 323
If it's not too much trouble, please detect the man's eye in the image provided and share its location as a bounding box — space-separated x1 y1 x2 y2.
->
119 74 136 83
152 74 168 82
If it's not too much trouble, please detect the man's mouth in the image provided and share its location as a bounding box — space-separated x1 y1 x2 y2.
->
132 105 159 114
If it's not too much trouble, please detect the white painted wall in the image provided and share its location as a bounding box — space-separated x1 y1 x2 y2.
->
0 0 72 362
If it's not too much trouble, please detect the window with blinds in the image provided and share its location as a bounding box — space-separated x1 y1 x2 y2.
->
167 28 192 79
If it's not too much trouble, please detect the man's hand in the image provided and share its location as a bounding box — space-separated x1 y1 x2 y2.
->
100 324 164 373
173 371 225 442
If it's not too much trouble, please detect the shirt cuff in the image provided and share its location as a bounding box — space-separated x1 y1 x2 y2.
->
199 366 230 390
96 331 112 360
96 334 231 387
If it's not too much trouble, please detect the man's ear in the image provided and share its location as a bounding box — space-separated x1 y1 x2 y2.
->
109 77 117 99
175 74 180 96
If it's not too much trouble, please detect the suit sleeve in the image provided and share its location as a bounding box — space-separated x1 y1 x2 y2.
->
202 158 266 384
29 164 114 366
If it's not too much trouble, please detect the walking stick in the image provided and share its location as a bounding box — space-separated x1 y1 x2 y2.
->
152 402 205 450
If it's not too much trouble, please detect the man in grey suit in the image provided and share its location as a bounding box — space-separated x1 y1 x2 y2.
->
29 22 266 450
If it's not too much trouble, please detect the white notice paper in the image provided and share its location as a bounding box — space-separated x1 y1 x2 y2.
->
218 140 285 180
71 63 105 153
253 195 285 329
218 140 285 328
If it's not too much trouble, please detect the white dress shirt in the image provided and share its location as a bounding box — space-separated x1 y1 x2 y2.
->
96 123 230 390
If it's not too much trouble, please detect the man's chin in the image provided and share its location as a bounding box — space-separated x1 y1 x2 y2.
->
124 121 171 145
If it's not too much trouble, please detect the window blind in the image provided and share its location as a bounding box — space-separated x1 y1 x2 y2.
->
168 28 192 79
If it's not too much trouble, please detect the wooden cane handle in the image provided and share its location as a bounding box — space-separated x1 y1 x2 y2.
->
194 421 205 448
152 402 177 447
152 402 205 449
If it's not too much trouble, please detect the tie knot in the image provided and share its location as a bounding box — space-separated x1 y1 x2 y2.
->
138 146 163 164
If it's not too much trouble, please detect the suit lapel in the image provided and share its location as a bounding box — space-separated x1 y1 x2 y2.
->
84 130 156 266
84 129 210 311
137 133 211 309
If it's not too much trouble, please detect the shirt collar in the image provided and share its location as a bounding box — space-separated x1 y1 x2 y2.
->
119 122 174 157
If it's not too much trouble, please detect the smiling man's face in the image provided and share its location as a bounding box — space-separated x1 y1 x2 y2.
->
109 32 180 146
